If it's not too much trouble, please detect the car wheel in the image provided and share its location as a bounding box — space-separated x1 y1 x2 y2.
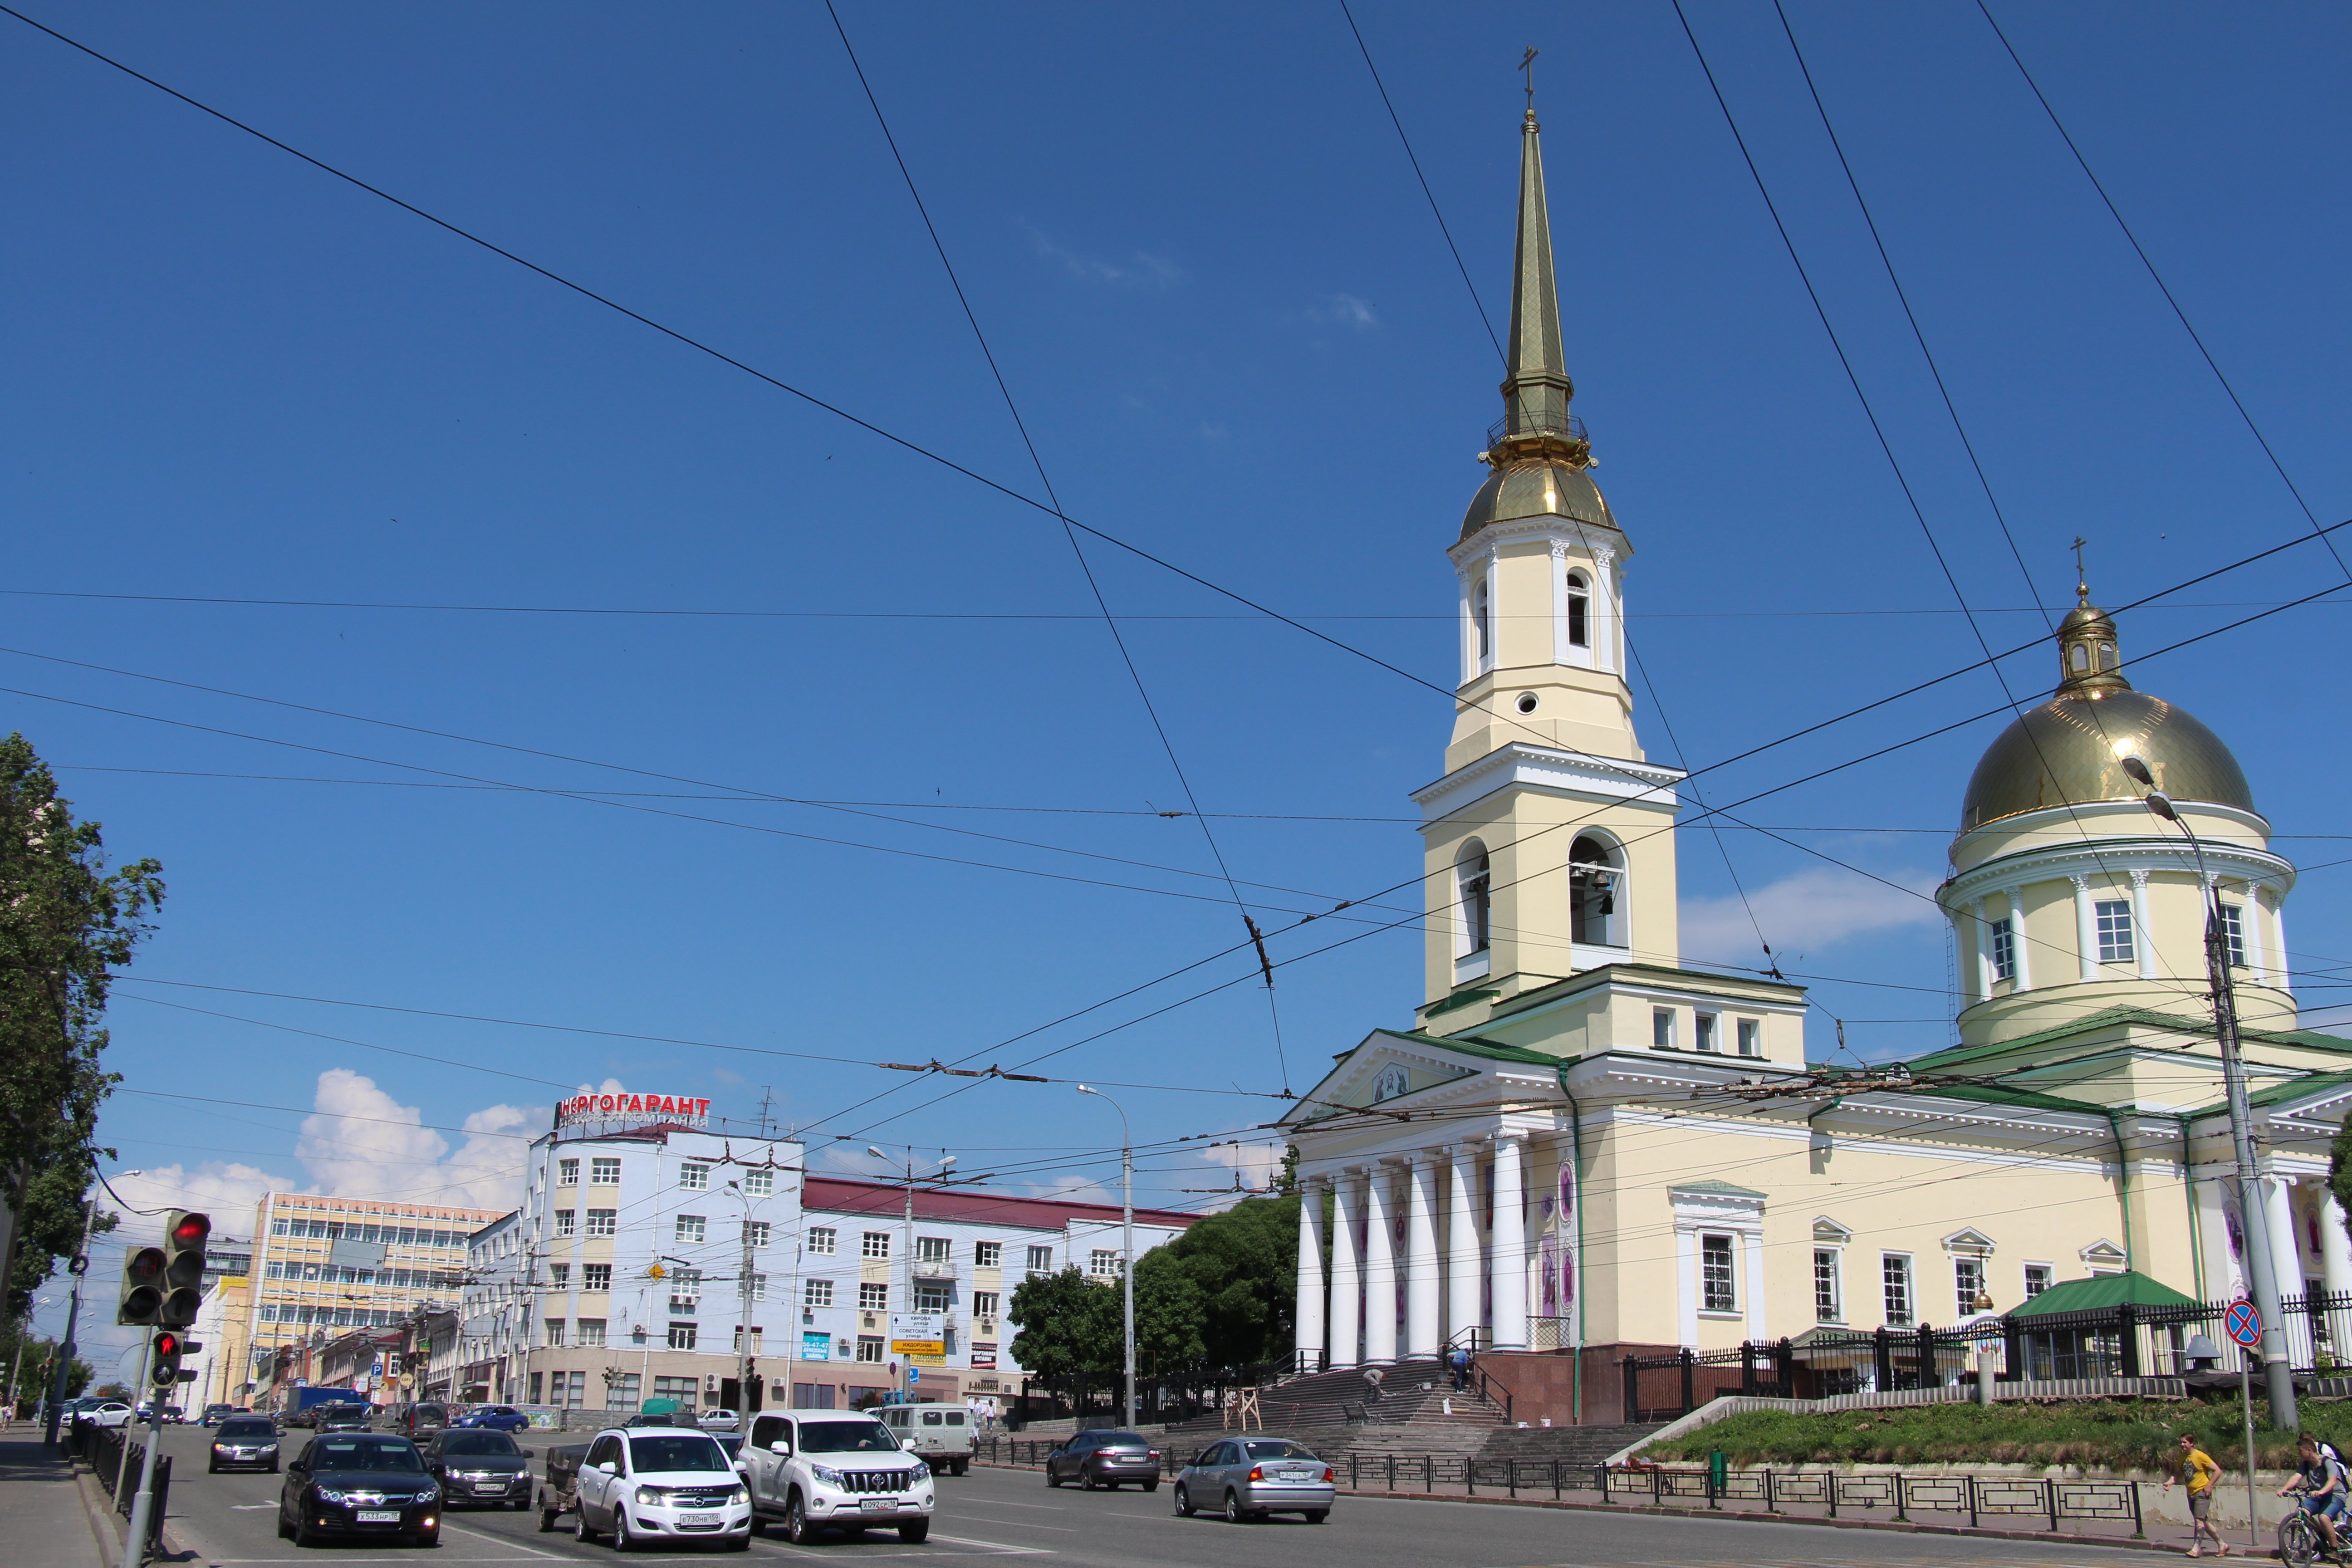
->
414 1531 441 1548
745 1513 764 1538
277 1509 295 1541
1173 1484 1193 1518
1080 1469 1097 1491
1046 1468 1061 1488
784 1492 814 1546
294 1514 322 1549
270 1461 281 1474
577 1507 600 1544
1224 1490 1244 1524
899 1520 930 1544
539 1506 560 1534
1306 1511 1328 1524
612 1512 635 1552
208 1461 219 1474
1143 1481 1159 1493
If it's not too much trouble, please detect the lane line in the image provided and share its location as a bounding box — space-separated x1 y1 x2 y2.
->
928 1532 1054 1554
444 1522 568 1558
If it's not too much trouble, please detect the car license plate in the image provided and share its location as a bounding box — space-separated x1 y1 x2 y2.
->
356 1510 401 1524
679 1512 721 1525
473 1482 507 1492
860 1498 895 1512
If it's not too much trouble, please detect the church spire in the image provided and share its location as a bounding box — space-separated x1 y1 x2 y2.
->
1490 68 1589 469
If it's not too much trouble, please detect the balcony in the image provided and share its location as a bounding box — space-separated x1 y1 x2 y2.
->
1485 407 1588 452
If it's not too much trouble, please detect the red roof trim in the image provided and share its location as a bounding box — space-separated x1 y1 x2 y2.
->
799 1176 1199 1232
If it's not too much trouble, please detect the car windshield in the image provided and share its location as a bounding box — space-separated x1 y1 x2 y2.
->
714 1436 742 1457
313 1438 424 1473
440 1433 521 1456
797 1421 899 1455
1244 1441 1318 1460
629 1435 728 1473
414 1405 447 1418
220 1420 276 1439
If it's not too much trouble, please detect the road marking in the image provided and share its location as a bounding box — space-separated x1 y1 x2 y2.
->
927 1533 1053 1554
947 1498 1062 1509
444 1523 567 1558
230 1504 276 1510
939 1515 1077 1531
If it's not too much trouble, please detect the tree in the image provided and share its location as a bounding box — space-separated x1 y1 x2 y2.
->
0 735 162 1315
1155 1195 1298 1368
1006 1267 1117 1387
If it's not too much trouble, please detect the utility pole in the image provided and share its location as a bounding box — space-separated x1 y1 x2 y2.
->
2123 755 2298 1430
867 1148 955 1405
1076 1087 1136 1429
724 1177 767 1416
44 1189 103 1447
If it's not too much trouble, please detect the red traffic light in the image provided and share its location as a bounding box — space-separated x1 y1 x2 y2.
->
169 1212 211 1248
153 1331 181 1359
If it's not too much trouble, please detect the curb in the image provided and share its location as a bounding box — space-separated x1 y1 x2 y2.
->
70 1458 127 1568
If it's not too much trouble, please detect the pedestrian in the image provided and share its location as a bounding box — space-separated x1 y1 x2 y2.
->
2162 1432 2228 1557
1449 1344 1470 1392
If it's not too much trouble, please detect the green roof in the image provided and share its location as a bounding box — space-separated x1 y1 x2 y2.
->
1378 1029 1561 1066
2183 1066 2352 1122
1901 1082 2113 1118
2011 1269 2199 1318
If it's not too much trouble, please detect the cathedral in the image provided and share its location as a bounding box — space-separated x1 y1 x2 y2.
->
1279 100 2352 1423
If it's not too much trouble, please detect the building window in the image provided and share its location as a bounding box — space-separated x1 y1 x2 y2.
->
1566 570 1590 648
1089 1250 1122 1279
916 1236 951 1266
1883 1254 1914 1327
669 1270 701 1311
1472 577 1492 666
744 1168 774 1196
668 1322 698 1351
1973 918 2010 985
590 1157 621 1185
861 1232 891 1259
652 1375 697 1409
550 1264 570 1288
733 1326 764 1353
807 1227 837 1255
973 1290 999 1320
2024 1264 2053 1300
675 1215 706 1244
1458 844 1491 956
2221 903 2248 967
1737 1019 1761 1058
974 1242 1002 1269
604 1372 639 1411
855 1336 885 1364
586 1210 617 1237
804 1279 834 1308
914 1284 952 1313
554 1209 576 1237
1700 1235 1736 1314
1570 836 1621 946
558 1159 580 1187
546 1320 566 1347
577 1318 606 1348
748 1273 768 1302
1027 1245 1054 1274
1695 1013 1718 1054
583 1264 610 1292
1955 1256 1987 1318
858 1282 889 1312
745 1220 771 1249
680 1163 710 1191
1814 1249 1842 1323
1652 1009 1676 1050
2095 900 2135 964
550 1369 586 1409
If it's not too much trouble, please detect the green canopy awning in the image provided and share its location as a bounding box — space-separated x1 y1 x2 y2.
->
2009 1269 2199 1318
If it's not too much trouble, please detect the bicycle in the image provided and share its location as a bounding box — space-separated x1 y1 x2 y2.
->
2278 1508 2352 1568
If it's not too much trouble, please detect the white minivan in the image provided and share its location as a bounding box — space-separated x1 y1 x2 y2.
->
572 1427 752 1551
875 1405 975 1476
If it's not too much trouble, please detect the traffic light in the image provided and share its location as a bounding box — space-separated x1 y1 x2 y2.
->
151 1330 185 1387
159 1210 210 1327
118 1245 167 1325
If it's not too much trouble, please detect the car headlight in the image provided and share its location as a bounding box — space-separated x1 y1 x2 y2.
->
636 1485 667 1507
416 1486 440 1504
732 1486 750 1504
260 1443 279 1453
315 1488 347 1504
809 1464 845 1487
909 1460 931 1481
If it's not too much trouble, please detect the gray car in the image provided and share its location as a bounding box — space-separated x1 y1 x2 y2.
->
1043 1430 1161 1491
1172 1437 1333 1524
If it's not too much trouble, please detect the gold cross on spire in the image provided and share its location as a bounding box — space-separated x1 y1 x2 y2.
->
1520 46 1539 116
2072 535 2089 606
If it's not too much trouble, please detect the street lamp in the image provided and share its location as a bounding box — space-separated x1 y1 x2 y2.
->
869 1148 955 1405
1075 1086 1136 1431
724 1178 774 1417
2120 752 2298 1431
45 1171 130 1448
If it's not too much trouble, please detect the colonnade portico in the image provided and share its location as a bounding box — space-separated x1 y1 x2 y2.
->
1295 1131 1533 1370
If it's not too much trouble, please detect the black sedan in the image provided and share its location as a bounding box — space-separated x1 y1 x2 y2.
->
209 1416 283 1474
421 1429 534 1509
277 1434 443 1548
1044 1430 1162 1491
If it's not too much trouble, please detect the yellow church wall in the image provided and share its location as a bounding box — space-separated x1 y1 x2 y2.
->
1445 532 1639 772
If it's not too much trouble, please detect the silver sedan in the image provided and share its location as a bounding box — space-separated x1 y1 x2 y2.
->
1172 1437 1333 1523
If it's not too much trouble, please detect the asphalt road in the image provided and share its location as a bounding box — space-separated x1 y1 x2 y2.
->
145 1425 2166 1568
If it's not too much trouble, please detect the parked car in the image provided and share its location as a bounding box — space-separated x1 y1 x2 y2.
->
875 1404 974 1476
571 1426 752 1550
86 1401 134 1429
454 1405 529 1433
741 1410 935 1544
537 1443 592 1533
421 1429 534 1509
199 1404 240 1427
210 1416 283 1474
699 1407 741 1432
395 1402 450 1438
276 1432 442 1548
1044 1429 1161 1491
1171 1437 1333 1524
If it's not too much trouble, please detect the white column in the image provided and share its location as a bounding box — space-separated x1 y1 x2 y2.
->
2130 869 2159 979
2265 1173 2306 1300
1445 1145 1483 1351
1592 545 1618 674
1742 1230 1768 1343
1489 1133 1529 1352
2072 875 2099 982
1966 901 1989 1002
2005 886 2033 990
1328 1171 1362 1371
1403 1155 1441 1360
1294 1179 1326 1372
1548 540 1570 666
1481 549 1499 676
2321 1196 2352 1298
2243 882 2272 985
1457 572 1475 686
2272 890 2294 996
1362 1165 1397 1366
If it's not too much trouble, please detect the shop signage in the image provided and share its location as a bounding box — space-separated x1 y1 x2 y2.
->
556 1091 712 1130
800 1331 831 1362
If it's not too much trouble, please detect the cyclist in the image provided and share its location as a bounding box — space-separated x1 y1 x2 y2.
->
2165 1433 2228 1558
2281 1433 2349 1555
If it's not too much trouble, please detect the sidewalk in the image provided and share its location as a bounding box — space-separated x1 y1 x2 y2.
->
0 1433 113 1568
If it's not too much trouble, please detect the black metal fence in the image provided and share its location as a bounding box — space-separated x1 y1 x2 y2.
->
1623 1290 2352 1420
69 1419 173 1547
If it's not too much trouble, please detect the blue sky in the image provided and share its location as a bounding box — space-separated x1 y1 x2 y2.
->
7 2 2349 1362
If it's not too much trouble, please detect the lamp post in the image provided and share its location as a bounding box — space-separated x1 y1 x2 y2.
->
868 1149 955 1405
2121 753 2298 1431
1075 1086 1136 1430
45 1177 118 1447
723 1178 773 1417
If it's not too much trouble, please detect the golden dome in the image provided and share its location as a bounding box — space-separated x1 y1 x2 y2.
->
1459 458 1616 542
1958 667 2256 834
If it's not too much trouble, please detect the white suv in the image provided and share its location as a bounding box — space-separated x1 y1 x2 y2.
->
572 1427 752 1551
742 1411 936 1544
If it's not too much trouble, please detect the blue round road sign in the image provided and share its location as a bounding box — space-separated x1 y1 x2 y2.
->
2225 1298 2263 1348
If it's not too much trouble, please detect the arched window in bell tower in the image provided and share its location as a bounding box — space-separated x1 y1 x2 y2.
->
1566 571 1590 649
1456 842 1492 957
1472 579 1493 668
1569 834 1623 949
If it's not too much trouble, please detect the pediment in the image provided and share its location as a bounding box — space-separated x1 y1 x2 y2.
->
1942 1227 1997 1254
1286 1031 1494 1125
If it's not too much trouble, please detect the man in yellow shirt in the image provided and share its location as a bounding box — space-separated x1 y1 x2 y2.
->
2162 1433 2229 1557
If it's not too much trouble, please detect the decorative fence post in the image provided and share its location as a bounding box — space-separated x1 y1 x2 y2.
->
1873 1326 1893 1393
1679 1346 1695 1416
1917 1321 1937 1388
1740 1340 1756 1396
1775 1336 1795 1397
2119 1302 2140 1377
2003 1314 2024 1384
1623 1357 1639 1423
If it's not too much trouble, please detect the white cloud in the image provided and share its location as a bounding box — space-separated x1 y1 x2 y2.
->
1313 293 1377 331
290 1069 544 1212
1197 1139 1281 1191
1026 227 1183 288
108 1162 292 1234
1679 865 1940 968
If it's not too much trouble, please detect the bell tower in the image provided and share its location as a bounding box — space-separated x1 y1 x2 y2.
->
1413 99 1688 1022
